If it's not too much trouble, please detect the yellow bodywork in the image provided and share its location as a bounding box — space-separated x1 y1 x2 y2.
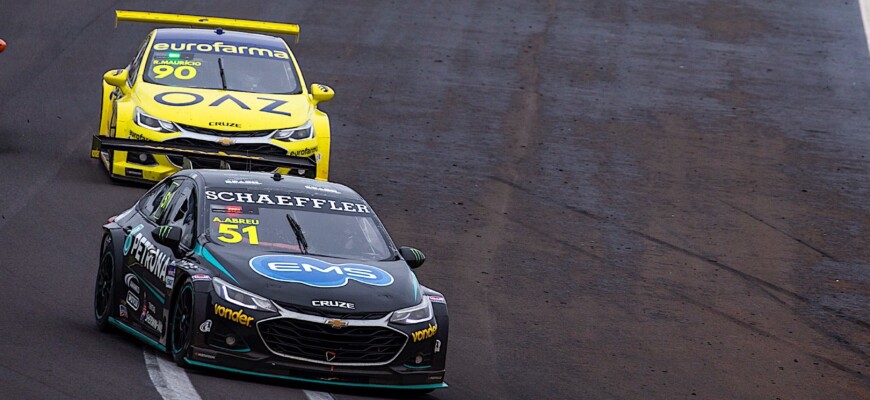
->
95 12 332 183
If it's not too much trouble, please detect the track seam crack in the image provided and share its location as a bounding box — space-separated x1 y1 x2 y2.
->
720 200 839 262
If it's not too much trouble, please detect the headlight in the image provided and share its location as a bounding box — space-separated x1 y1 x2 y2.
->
273 120 313 141
390 296 433 325
134 107 176 133
212 277 276 312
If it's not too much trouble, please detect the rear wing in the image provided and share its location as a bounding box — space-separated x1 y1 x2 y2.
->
92 136 315 175
115 10 300 41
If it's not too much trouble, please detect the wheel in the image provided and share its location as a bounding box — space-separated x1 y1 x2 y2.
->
94 235 115 331
170 280 194 367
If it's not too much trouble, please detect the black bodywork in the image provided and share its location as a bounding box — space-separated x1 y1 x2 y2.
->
94 170 448 390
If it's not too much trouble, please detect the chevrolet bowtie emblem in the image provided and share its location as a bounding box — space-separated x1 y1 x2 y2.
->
325 319 348 329
216 138 235 146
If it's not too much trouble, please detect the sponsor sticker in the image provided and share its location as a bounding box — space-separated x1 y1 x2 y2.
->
193 351 216 360
191 274 211 282
199 320 212 333
411 323 438 343
213 304 254 327
126 291 140 311
205 191 370 214
249 255 394 288
143 313 163 334
305 185 340 194
224 178 262 185
428 295 446 304
152 41 290 60
124 225 170 281
165 265 175 289
119 304 128 318
124 273 140 294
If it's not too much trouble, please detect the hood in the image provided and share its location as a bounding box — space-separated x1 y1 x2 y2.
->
199 243 421 313
135 83 311 130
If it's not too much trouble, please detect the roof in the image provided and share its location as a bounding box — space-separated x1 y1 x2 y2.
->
152 28 289 50
188 169 365 202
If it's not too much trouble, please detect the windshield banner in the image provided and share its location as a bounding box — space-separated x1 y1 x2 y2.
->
206 190 371 214
152 40 290 60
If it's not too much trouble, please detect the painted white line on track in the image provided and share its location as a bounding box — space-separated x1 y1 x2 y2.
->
859 0 870 54
143 347 337 400
303 390 337 400
143 348 202 400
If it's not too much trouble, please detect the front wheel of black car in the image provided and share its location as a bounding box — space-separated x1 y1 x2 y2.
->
171 280 194 367
94 235 115 332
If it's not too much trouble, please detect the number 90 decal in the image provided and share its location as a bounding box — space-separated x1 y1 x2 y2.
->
152 65 197 80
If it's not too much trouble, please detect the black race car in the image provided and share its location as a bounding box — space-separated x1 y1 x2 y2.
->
94 169 448 390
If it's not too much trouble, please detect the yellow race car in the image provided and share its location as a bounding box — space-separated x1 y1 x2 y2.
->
92 11 334 182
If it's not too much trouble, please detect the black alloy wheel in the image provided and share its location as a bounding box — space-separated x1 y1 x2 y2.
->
171 280 194 366
94 235 115 331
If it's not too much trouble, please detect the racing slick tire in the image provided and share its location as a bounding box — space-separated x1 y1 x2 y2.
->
170 279 195 367
94 235 116 332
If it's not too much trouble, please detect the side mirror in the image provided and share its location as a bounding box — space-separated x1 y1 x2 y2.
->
103 69 129 91
310 83 334 104
399 246 426 269
151 225 182 252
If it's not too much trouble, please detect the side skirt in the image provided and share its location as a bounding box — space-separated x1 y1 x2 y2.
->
109 317 166 352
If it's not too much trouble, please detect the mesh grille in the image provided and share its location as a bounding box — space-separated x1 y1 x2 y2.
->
177 123 274 138
259 318 406 364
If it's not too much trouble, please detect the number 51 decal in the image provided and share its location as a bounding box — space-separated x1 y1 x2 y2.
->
217 223 259 244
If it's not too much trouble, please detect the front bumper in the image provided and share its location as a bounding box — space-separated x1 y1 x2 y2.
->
185 349 447 390
188 296 449 390
92 135 318 183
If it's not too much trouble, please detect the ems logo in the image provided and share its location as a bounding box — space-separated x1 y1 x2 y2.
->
249 255 394 288
325 351 337 362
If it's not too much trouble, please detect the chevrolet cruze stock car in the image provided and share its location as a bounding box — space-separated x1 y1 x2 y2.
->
92 11 335 183
93 169 449 391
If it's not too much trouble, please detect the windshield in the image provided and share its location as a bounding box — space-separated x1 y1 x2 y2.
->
206 191 395 261
144 39 301 94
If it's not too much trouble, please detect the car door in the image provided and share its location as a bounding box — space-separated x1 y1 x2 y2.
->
121 176 184 338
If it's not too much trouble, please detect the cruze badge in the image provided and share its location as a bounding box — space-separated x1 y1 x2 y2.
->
249 255 394 288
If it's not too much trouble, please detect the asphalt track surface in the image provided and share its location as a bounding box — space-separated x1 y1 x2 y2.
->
1 1 869 399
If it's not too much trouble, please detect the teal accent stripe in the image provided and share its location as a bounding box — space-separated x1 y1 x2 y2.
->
184 359 447 390
411 273 421 302
403 364 432 369
194 244 238 283
132 271 165 303
211 344 251 353
109 317 166 352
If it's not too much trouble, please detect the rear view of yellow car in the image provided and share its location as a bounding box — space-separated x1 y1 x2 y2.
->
93 11 334 182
